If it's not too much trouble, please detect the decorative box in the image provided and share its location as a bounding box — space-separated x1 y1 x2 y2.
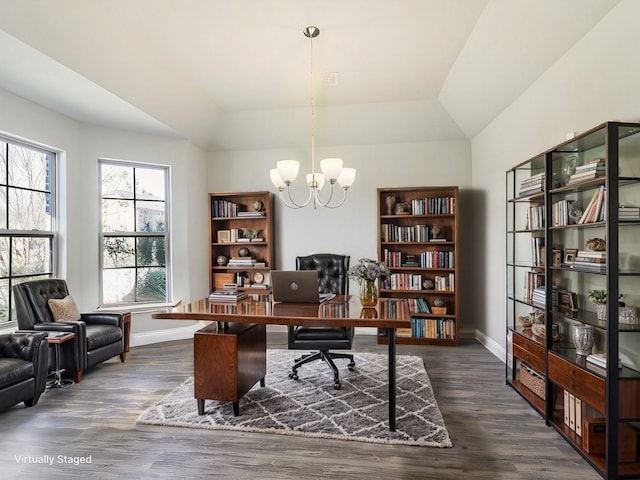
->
619 306 638 325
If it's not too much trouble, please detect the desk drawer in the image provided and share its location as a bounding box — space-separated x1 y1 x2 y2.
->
548 352 605 412
513 333 544 372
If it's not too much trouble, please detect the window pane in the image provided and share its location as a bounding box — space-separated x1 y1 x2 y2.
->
135 168 165 201
0 186 7 228
8 188 51 230
0 141 6 184
8 145 50 191
137 201 165 232
0 237 8 277
0 279 8 322
11 237 51 275
137 236 165 266
136 267 166 302
102 164 133 198
102 268 135 304
103 237 135 268
102 199 134 232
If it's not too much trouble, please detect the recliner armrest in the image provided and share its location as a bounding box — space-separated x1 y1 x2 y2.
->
81 312 123 328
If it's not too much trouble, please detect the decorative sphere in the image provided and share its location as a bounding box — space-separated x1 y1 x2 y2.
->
216 255 227 266
433 297 446 307
238 247 250 257
252 200 263 212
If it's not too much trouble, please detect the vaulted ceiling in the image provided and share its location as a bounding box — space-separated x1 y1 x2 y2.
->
0 0 620 151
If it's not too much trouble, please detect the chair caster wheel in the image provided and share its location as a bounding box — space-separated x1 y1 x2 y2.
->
348 363 355 371
289 372 299 380
334 383 341 390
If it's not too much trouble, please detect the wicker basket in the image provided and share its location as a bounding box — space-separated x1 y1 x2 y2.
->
520 363 545 399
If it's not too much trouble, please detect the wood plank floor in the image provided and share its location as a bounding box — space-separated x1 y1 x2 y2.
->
0 333 600 479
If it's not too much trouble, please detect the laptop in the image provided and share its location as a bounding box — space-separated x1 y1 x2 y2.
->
270 270 336 303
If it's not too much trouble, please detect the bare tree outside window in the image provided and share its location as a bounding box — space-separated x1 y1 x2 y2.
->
100 161 169 305
0 138 55 323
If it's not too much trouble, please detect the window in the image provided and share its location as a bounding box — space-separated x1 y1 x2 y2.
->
100 160 170 306
0 137 55 323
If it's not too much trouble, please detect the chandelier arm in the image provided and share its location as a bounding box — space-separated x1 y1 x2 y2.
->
281 184 315 209
314 183 350 209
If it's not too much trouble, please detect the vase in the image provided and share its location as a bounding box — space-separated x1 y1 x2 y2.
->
359 279 378 307
571 324 595 356
596 304 607 320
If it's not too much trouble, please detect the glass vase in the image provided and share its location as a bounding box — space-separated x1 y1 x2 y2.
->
571 324 595 356
359 279 378 307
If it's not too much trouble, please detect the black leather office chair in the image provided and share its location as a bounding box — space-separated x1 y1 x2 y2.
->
288 254 354 389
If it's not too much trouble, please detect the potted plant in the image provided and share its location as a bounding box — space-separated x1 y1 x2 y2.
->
588 290 629 321
348 258 390 307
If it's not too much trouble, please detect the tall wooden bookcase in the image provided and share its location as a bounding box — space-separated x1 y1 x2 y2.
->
506 121 640 479
209 191 274 293
377 186 459 346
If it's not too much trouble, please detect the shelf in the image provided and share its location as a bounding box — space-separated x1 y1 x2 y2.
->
377 186 459 346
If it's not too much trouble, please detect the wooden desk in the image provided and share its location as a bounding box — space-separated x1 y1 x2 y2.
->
152 295 411 431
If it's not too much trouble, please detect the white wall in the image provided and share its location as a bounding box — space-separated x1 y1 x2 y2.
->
472 0 640 361
0 89 209 343
207 140 475 334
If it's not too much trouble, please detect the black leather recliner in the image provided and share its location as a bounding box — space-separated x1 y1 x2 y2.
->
13 279 126 383
288 254 354 389
0 331 49 411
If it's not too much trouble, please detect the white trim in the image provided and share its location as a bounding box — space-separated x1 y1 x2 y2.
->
475 328 505 363
130 320 208 347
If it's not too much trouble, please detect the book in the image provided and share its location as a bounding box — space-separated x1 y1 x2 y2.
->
249 283 269 289
208 290 248 301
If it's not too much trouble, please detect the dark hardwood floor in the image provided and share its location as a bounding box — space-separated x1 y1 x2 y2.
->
0 333 599 479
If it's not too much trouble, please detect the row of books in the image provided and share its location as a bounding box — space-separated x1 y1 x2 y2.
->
383 249 454 268
566 158 605 185
577 186 606 224
409 197 456 215
572 250 606 272
407 297 431 314
525 204 545 230
211 199 242 218
407 317 455 339
380 224 431 242
552 199 579 226
563 390 584 437
383 273 454 292
518 172 544 197
531 237 544 267
523 270 544 304
532 285 558 309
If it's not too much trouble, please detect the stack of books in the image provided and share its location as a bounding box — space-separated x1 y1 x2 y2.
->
572 250 606 272
227 257 266 267
586 352 621 372
208 289 248 302
532 286 546 309
619 206 640 220
237 211 266 217
567 158 605 185
518 173 544 197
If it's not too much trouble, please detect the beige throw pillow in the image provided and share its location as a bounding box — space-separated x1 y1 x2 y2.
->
48 295 81 321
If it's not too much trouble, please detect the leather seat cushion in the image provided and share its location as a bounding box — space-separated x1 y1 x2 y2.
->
86 324 122 351
0 358 34 389
293 327 348 341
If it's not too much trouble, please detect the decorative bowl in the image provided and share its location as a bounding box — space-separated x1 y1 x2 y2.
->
518 315 533 328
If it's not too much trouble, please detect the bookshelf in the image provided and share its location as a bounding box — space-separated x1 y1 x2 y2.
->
376 186 459 346
209 191 274 294
506 121 640 479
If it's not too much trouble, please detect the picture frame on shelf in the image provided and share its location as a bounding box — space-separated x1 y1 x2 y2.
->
552 249 562 267
217 230 231 243
557 289 578 317
564 248 578 265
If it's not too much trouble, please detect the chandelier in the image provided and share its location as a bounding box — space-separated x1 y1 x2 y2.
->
270 26 356 209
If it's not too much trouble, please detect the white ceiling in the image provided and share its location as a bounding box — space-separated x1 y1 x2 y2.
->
0 0 621 151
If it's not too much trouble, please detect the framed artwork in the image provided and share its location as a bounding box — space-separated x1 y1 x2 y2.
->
564 248 578 265
217 230 231 243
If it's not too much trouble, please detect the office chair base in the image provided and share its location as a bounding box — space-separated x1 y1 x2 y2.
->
289 351 355 390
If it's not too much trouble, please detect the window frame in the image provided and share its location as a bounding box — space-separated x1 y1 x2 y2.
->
0 135 57 325
98 158 171 308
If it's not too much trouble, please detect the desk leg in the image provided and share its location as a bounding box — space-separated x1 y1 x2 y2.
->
388 327 396 432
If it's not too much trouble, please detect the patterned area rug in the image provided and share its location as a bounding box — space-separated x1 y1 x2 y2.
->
136 349 452 447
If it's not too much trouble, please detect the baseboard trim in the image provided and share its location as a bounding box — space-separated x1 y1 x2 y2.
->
475 328 505 362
